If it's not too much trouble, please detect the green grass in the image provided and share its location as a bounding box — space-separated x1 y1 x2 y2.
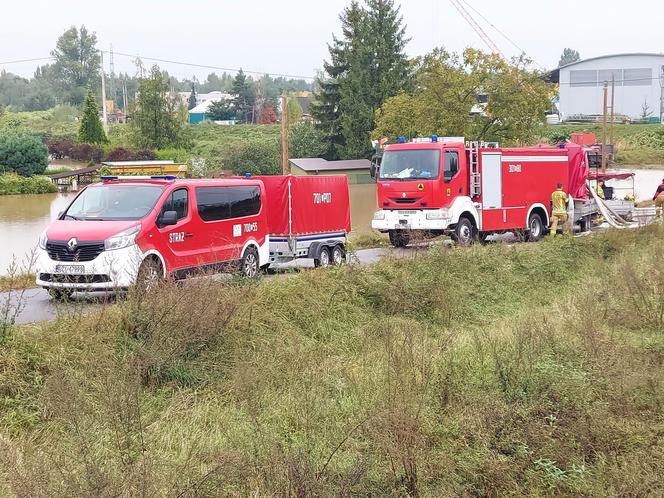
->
541 123 664 166
1 225 663 496
0 273 36 292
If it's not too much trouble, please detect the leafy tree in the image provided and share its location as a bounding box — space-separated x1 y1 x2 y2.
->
206 99 236 121
374 48 552 145
558 48 580 67
225 138 281 175
287 96 303 124
187 83 197 110
130 65 185 149
313 0 410 160
51 26 100 105
78 90 107 144
231 69 255 124
288 121 328 158
258 104 277 124
0 134 48 176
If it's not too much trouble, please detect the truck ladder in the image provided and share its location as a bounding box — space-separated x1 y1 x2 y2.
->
467 141 481 198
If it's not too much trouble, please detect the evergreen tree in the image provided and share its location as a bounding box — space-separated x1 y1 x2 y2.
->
187 83 197 110
231 69 255 124
131 66 184 149
78 90 107 144
312 0 410 160
558 48 581 67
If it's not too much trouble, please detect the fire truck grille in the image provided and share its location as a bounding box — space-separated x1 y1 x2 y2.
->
46 241 105 262
392 198 418 204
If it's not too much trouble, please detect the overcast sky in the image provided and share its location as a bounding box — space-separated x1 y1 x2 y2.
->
2 0 663 81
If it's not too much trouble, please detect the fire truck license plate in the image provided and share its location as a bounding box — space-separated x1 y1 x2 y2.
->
55 265 85 275
399 219 410 228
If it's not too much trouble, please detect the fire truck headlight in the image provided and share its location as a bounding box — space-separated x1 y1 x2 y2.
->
426 209 450 220
372 211 386 221
105 225 140 251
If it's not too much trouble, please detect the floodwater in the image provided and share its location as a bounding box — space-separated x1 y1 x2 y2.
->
1 170 661 276
0 183 380 275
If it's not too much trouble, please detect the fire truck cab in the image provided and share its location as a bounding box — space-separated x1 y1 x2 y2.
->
372 136 584 246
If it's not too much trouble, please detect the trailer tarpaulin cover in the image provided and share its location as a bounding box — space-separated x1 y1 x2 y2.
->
588 171 635 181
258 175 351 236
565 144 589 199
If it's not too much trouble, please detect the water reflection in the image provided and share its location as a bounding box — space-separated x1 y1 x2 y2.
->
2 192 75 273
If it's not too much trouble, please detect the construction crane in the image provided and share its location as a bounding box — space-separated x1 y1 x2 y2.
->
448 0 505 60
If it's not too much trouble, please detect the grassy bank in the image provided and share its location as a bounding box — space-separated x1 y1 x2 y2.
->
541 123 664 166
0 273 36 292
0 173 57 195
1 226 664 496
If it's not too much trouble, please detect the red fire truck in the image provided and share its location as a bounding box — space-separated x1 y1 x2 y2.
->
371 136 590 246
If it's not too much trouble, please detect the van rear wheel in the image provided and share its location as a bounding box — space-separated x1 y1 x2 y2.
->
241 246 260 278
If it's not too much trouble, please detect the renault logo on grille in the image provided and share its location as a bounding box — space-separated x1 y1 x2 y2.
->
67 237 78 252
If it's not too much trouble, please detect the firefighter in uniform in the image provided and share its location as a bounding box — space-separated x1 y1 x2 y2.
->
653 178 664 211
550 183 571 236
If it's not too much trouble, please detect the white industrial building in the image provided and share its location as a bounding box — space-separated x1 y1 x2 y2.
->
554 53 664 122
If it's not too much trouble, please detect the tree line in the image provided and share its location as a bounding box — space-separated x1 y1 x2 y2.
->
0 26 312 112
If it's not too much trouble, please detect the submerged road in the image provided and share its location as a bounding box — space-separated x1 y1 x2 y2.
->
2 246 426 325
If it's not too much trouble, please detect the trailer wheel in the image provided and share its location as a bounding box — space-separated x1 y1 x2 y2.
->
314 246 330 267
331 245 345 266
453 217 476 246
389 230 410 248
240 246 260 278
527 213 544 242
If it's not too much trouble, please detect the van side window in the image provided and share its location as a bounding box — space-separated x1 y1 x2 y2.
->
196 186 261 222
444 150 459 182
161 188 188 220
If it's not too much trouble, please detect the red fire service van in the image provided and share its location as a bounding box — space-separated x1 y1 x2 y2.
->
371 136 590 246
36 174 350 299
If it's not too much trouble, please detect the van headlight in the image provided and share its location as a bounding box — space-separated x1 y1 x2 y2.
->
104 225 140 251
38 230 48 250
373 211 386 221
426 209 450 220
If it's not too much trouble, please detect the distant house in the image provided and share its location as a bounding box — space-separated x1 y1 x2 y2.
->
295 94 314 121
289 158 372 184
187 91 235 124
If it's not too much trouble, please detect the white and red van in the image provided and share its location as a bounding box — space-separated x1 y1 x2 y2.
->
36 175 269 299
36 174 352 299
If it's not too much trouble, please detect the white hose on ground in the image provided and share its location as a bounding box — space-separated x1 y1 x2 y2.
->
586 181 637 229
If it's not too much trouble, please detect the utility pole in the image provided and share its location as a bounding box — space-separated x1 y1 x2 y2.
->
100 51 108 133
281 95 289 174
609 75 615 154
122 77 128 117
601 81 608 173
109 44 115 106
660 65 664 124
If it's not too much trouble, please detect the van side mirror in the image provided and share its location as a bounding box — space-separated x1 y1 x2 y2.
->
159 210 178 227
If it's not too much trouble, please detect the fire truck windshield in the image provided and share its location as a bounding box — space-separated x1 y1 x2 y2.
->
379 149 440 180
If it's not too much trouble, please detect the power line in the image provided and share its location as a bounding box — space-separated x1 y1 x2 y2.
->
106 51 316 81
0 56 54 66
459 0 545 70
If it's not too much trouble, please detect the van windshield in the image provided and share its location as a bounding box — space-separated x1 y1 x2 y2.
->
379 149 440 180
64 185 165 221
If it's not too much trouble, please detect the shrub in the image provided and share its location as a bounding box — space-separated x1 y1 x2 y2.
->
134 149 157 160
46 139 74 160
0 173 57 195
0 134 48 176
69 143 103 163
224 137 281 175
103 147 133 162
288 121 328 158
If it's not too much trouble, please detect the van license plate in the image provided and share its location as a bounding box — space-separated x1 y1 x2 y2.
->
55 265 85 275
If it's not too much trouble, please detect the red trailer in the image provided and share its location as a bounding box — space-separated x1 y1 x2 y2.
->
371 137 590 246
258 175 351 267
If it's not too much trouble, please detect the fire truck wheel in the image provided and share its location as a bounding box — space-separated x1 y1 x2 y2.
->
332 245 345 265
389 230 410 248
454 217 476 246
527 213 544 242
315 246 331 267
136 257 163 292
241 246 260 278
